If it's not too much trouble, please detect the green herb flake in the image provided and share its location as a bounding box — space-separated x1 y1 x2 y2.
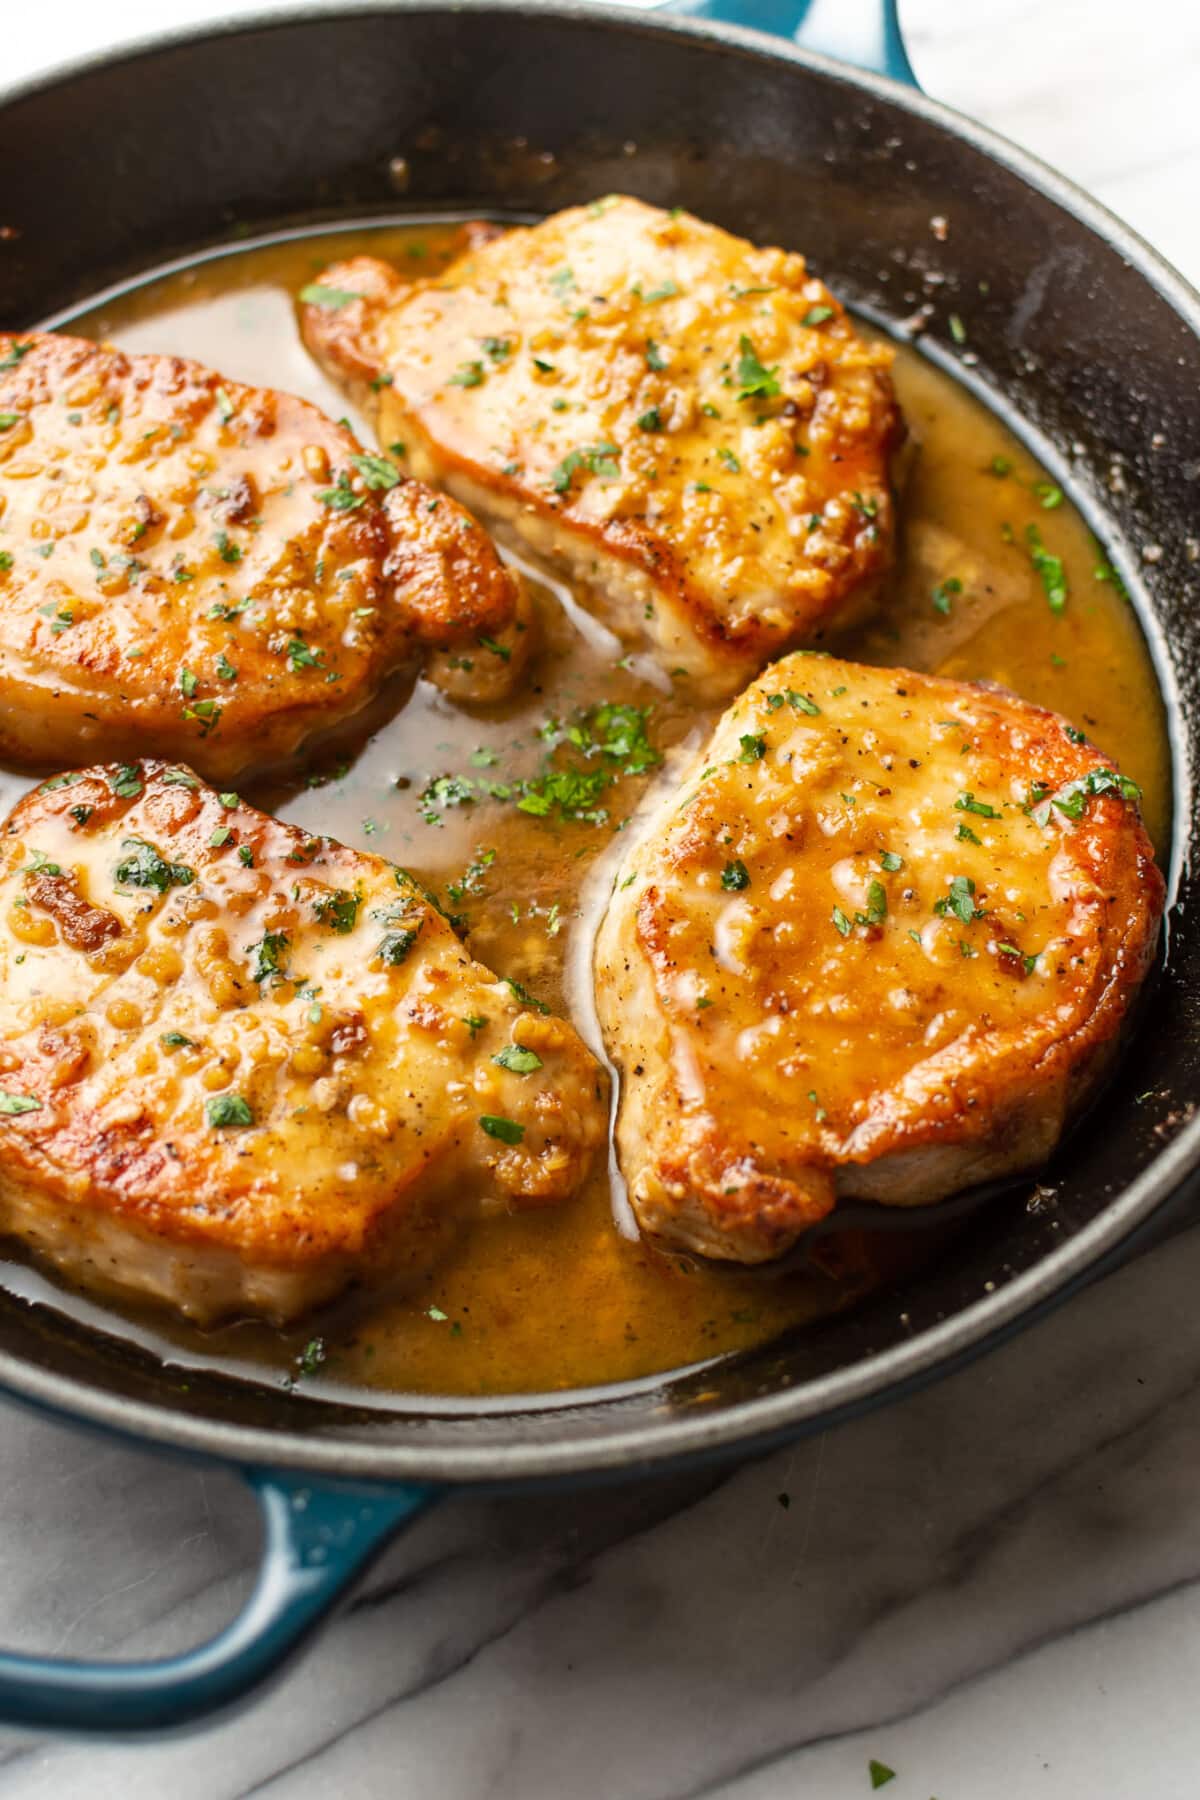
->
868 1760 896 1789
114 837 196 894
160 1031 195 1051
350 451 402 491
645 339 668 371
205 1094 254 1129
721 859 751 891
738 733 766 763
948 312 967 343
932 576 962 615
376 924 421 966
504 975 550 1015
479 1114 525 1144
314 889 360 934
637 407 663 432
463 1014 488 1037
880 851 903 872
297 1337 327 1375
955 791 1000 819
934 874 985 924
0 1091 41 1116
209 827 233 848
832 906 852 937
735 335 781 402
716 447 740 472
1026 523 1068 613
0 412 21 430
448 360 485 389
246 930 290 984
493 1044 543 1075
299 283 362 309
214 531 241 565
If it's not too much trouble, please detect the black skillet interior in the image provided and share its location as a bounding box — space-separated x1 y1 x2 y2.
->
0 2 1198 1481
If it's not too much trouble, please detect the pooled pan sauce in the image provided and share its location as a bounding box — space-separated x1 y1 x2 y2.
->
0 222 1170 1400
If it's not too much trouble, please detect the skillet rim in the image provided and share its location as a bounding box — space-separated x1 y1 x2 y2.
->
0 0 1198 1485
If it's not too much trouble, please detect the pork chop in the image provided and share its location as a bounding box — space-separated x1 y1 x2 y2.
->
299 196 901 697
0 760 605 1323
0 332 532 781
594 654 1164 1262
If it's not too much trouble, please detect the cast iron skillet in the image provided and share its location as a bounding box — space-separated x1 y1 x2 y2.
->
0 0 1198 1735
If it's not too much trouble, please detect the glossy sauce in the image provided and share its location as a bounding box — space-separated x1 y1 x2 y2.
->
0 220 1170 1400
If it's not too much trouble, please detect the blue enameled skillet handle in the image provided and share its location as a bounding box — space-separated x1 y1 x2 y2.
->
0 1468 438 1734
662 0 920 87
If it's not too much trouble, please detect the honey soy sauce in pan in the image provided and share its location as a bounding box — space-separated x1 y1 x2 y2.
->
0 219 1170 1402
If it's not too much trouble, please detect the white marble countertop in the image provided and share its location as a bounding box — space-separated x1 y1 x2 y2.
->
2 0 1200 1794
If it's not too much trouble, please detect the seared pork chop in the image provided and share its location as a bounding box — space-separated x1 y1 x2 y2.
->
595 654 1164 1262
0 332 532 781
0 761 605 1323
299 196 901 696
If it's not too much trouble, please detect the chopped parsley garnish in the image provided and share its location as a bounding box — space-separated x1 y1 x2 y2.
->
955 792 1000 819
314 889 360 934
505 975 550 1015
113 837 196 894
299 283 361 309
209 827 232 848
802 304 834 326
637 407 663 432
868 1760 896 1790
478 634 511 661
858 881 888 927
493 1044 543 1074
246 930 290 983
375 924 421 965
481 337 512 362
205 1094 254 1129
160 1032 195 1051
214 531 241 565
721 859 751 891
350 451 402 490
463 1014 488 1037
1031 766 1140 824
832 906 852 937
479 1114 524 1144
948 312 967 343
645 339 667 371
738 733 766 762
285 636 326 673
0 342 31 372
735 335 781 402
0 552 12 573
297 1337 327 1376
1026 523 1068 613
1035 480 1064 510
880 851 903 872
988 455 1012 477
956 821 982 845
448 360 485 389
932 576 962 615
316 473 364 512
934 874 985 924
178 666 198 700
716 447 740 472
111 765 143 799
0 412 21 430
0 1091 41 1116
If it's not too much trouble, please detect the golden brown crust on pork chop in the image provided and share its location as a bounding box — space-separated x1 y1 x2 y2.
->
0 761 605 1323
0 332 531 781
595 655 1164 1262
